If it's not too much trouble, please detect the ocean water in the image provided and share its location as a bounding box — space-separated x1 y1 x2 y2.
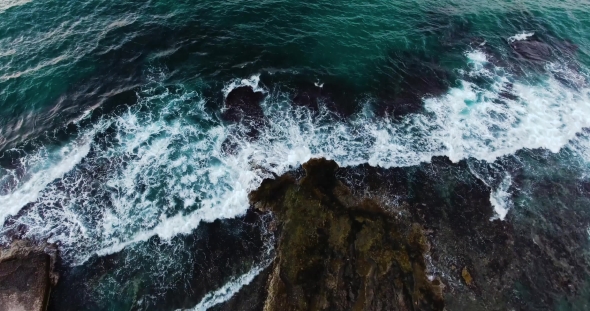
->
1 0 590 310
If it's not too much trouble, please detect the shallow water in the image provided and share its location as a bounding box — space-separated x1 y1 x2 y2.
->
1 0 590 310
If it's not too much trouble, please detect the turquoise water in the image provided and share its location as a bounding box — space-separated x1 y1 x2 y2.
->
1 0 590 310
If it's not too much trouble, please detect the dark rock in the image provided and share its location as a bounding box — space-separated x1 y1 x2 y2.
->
510 39 553 62
220 85 266 154
338 154 590 310
556 39 578 55
249 158 444 311
376 50 451 118
221 86 265 154
292 83 322 110
222 86 265 125
498 83 519 101
0 241 58 311
291 79 360 117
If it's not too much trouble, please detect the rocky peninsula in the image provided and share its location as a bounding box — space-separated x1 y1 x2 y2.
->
217 156 590 311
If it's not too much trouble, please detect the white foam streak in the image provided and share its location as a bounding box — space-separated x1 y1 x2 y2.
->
4 49 590 265
0 138 92 225
466 50 488 64
222 74 265 98
0 0 31 14
91 185 251 261
180 265 267 311
508 32 535 43
490 175 513 221
77 63 590 261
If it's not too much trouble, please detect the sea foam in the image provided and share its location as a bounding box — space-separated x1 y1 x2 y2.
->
0 0 31 14
0 48 588 265
179 264 268 311
508 32 535 43
0 127 103 225
489 175 513 221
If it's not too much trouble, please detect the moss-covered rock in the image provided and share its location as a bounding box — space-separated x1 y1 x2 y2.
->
249 158 444 311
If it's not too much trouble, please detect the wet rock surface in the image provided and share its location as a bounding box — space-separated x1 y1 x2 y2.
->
222 86 266 125
338 156 590 310
0 241 58 311
249 158 444 311
217 155 590 311
221 85 267 154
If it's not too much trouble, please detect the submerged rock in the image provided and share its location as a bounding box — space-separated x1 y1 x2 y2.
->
249 158 444 311
291 79 361 117
0 241 58 311
509 39 553 62
47 209 272 311
376 50 451 118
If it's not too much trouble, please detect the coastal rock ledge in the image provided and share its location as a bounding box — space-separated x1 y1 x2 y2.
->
249 158 445 311
0 241 58 311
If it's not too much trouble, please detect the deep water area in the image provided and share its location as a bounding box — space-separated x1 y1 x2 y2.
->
1 0 590 310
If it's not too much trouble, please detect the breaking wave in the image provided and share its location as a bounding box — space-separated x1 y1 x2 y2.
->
0 0 31 14
0 47 589 266
508 32 535 43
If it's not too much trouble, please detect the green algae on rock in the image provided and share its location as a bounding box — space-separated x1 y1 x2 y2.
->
249 158 444 311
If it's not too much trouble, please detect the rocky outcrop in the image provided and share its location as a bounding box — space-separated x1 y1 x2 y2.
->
231 156 590 311
221 85 267 154
249 158 444 311
222 86 265 125
0 241 58 311
339 156 590 311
